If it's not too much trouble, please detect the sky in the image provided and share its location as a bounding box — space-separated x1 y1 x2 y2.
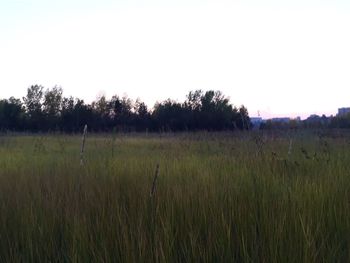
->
0 0 349 119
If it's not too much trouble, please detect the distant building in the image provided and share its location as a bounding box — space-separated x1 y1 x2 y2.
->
338 108 350 117
250 117 264 129
270 117 290 123
250 117 263 124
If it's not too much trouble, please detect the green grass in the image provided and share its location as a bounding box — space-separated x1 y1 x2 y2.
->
0 131 350 262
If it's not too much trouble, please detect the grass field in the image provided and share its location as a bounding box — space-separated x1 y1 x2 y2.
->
0 131 350 262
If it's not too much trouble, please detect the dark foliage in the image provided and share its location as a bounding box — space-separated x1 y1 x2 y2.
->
0 86 250 132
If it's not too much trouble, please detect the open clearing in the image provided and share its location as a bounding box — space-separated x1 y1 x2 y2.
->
0 132 350 262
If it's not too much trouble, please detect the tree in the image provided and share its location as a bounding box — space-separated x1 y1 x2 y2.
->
109 95 134 130
43 86 63 130
0 97 25 131
23 85 44 131
185 90 203 111
1 87 251 132
92 95 111 130
238 105 250 130
60 97 93 132
198 90 237 130
134 99 151 131
61 96 76 132
43 86 63 117
73 99 93 131
152 99 189 131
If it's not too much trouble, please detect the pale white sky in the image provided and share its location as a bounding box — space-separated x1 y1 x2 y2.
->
0 0 349 118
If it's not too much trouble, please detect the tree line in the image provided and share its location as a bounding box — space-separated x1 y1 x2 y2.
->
0 85 250 132
262 114 350 130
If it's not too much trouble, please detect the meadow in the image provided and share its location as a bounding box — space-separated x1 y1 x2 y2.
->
0 131 350 262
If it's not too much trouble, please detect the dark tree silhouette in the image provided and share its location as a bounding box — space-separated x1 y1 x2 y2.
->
23 85 44 131
43 86 63 130
0 86 251 132
0 97 25 131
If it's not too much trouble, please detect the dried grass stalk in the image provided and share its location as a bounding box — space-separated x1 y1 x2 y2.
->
80 124 88 166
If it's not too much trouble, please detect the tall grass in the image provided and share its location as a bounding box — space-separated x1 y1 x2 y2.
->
0 131 349 262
